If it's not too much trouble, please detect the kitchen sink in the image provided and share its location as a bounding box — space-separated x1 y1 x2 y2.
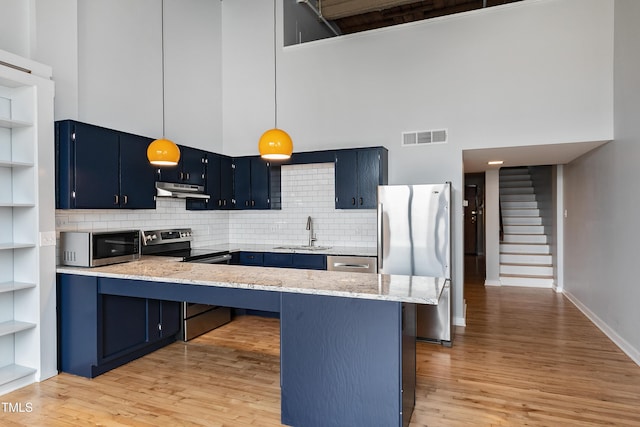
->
273 245 332 251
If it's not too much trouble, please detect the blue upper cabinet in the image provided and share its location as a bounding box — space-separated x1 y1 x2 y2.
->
220 155 234 208
335 147 388 209
157 145 206 187
56 120 157 209
56 120 387 212
119 133 158 209
232 156 252 208
233 156 281 210
186 152 234 211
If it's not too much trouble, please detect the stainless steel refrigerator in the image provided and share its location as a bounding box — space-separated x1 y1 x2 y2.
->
377 183 452 345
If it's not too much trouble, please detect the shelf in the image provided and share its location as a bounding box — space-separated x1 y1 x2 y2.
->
0 203 35 208
0 118 32 129
0 320 36 337
0 52 53 396
0 242 36 251
0 364 36 386
0 281 36 294
0 160 34 168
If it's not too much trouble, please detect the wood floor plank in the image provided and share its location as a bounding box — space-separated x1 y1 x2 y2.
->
2 258 640 426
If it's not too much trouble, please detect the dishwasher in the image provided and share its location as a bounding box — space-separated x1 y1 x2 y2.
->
327 255 377 274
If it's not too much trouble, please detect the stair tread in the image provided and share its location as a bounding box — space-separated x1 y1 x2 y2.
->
500 252 551 255
501 262 553 267
501 274 554 279
501 241 548 244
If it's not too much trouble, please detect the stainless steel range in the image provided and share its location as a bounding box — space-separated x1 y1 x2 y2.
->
141 228 232 341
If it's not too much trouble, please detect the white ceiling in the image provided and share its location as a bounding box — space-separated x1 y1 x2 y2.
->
463 140 610 173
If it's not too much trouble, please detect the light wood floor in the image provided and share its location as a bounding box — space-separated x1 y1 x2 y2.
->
3 258 640 426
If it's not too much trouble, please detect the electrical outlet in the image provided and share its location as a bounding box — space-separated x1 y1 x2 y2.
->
40 231 56 247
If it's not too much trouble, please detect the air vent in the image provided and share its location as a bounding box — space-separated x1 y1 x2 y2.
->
402 129 448 146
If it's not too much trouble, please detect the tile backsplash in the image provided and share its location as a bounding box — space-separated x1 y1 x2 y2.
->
55 163 377 251
229 163 377 247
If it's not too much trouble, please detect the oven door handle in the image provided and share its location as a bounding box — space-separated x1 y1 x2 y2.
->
189 253 232 264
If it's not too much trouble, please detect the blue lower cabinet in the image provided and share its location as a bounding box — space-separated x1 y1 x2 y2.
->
159 300 181 339
280 293 416 427
237 251 327 270
57 274 180 378
263 252 293 268
101 294 148 359
57 274 100 378
238 251 264 266
292 253 326 270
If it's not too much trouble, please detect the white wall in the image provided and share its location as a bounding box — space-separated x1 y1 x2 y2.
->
76 0 162 137
221 0 274 157
27 0 224 152
33 0 78 121
164 0 223 152
0 0 32 57
563 0 640 365
221 0 615 325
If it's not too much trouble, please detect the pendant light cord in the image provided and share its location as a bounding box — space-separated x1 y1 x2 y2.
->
273 0 278 129
161 0 166 137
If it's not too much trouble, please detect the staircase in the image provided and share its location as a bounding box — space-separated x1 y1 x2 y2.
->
499 168 554 288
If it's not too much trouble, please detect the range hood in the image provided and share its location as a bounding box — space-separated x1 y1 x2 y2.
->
156 182 210 200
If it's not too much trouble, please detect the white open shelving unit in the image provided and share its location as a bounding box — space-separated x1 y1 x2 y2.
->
0 50 56 396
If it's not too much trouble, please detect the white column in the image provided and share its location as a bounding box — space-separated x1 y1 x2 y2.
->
484 169 501 286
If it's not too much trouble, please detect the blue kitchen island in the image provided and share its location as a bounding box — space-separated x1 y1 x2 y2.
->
57 258 446 427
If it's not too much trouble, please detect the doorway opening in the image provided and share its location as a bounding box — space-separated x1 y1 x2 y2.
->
464 173 486 287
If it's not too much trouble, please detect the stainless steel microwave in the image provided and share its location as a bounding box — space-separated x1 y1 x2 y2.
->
60 230 141 267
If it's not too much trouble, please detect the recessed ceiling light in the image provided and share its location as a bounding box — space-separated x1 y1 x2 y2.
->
488 160 504 165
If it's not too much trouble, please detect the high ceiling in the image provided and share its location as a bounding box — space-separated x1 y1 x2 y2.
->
321 0 524 34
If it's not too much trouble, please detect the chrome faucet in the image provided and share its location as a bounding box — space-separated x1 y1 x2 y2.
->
306 216 317 247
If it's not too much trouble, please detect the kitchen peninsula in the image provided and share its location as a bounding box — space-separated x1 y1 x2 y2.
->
57 258 446 427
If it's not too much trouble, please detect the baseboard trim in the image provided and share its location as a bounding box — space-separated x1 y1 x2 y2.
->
454 315 466 327
563 290 640 368
484 279 501 286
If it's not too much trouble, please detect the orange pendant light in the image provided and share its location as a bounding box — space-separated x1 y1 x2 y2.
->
259 128 293 160
147 138 180 165
259 0 293 160
147 0 180 167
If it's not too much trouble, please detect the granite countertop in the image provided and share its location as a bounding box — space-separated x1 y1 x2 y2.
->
192 243 377 257
56 257 445 305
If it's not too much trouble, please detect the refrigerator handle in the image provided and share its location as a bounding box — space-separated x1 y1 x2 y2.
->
377 203 383 271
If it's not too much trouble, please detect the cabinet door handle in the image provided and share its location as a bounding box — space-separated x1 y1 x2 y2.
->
359 197 363 205
351 197 356 205
251 200 255 207
114 195 119 205
186 173 190 180
123 195 128 205
245 200 249 207
218 199 222 207
223 200 227 207
180 172 184 180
